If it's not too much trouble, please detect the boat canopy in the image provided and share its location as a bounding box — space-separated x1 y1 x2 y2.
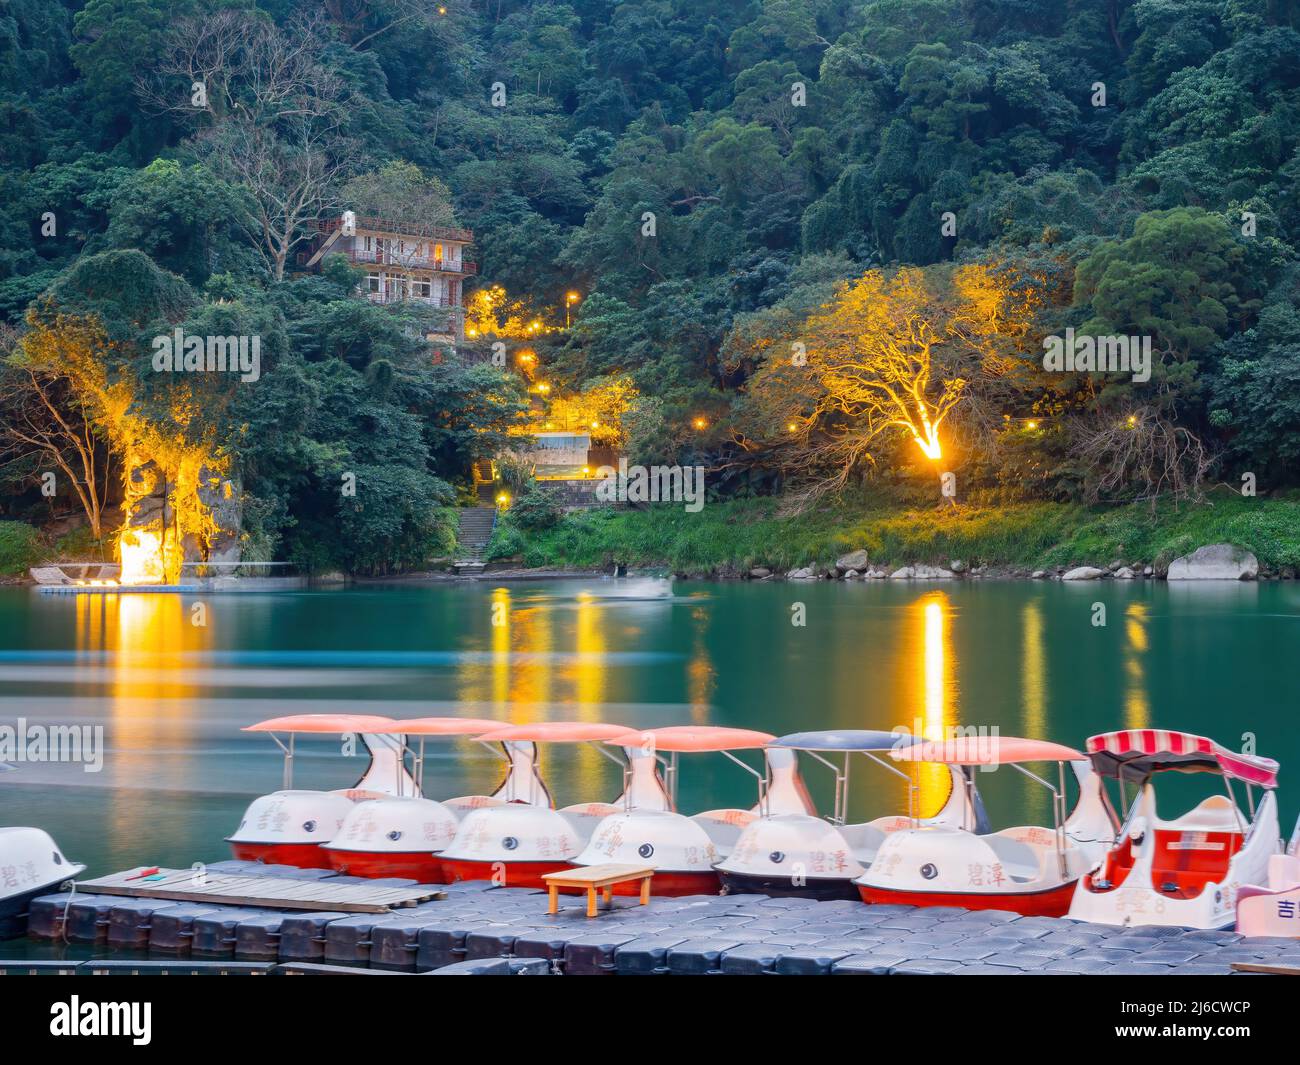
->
609 725 775 752
1086 730 1278 788
376 717 502 736
891 736 1085 765
772 729 920 753
475 722 639 743
243 714 397 734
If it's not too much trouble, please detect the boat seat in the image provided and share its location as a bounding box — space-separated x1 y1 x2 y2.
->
1161 795 1246 834
984 833 1042 883
692 810 756 857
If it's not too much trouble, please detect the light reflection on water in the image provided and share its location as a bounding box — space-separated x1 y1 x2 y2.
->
0 578 1297 876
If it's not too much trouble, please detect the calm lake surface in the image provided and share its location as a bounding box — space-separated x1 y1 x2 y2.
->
2 578 1298 878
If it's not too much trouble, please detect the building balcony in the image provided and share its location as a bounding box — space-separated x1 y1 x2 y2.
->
347 249 477 274
365 291 464 308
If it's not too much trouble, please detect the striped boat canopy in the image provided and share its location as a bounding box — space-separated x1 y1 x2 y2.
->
1086 730 1278 788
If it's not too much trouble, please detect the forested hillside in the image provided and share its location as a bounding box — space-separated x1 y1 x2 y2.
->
3 0 1300 572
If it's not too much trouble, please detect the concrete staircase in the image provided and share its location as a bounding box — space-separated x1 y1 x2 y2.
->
454 505 496 575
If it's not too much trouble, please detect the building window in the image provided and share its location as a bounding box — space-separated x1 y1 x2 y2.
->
366 273 381 293
412 279 432 298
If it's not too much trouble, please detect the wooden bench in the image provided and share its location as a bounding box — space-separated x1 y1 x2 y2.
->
542 864 655 918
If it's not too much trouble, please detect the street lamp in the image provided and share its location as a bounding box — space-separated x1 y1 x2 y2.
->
565 291 580 328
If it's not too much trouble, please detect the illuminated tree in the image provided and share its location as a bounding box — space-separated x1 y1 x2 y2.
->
741 264 1036 507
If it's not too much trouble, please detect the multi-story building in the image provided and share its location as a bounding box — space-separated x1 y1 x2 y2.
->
303 212 477 339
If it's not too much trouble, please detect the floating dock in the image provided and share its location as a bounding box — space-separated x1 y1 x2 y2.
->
7 860 1300 974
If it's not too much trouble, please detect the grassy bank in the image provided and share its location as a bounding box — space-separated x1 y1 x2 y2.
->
486 490 1300 574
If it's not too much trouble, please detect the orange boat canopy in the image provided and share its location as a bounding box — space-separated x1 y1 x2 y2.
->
376 717 503 737
610 725 776 752
891 735 1085 765
475 722 639 743
243 714 398 734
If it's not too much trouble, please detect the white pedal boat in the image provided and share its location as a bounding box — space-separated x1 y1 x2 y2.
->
227 714 409 869
1070 729 1280 928
0 827 85 938
437 721 663 888
571 726 811 896
322 716 509 881
855 736 1118 916
715 729 985 900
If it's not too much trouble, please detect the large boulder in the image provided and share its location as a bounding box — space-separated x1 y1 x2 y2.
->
788 566 818 580
1062 566 1107 581
1166 544 1258 581
835 549 871 572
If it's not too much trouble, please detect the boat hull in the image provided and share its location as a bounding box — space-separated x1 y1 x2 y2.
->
438 857 573 889
857 878 1080 917
229 841 334 869
325 849 444 883
718 869 858 901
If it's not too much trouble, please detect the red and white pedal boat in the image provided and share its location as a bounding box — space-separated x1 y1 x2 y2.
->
436 722 661 888
227 714 409 868
715 729 985 900
855 736 1118 916
322 716 509 881
1070 729 1280 928
571 725 812 896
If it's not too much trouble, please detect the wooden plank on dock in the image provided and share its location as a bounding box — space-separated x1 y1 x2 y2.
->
1231 962 1300 976
75 867 444 913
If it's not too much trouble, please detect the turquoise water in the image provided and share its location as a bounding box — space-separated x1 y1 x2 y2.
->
1 578 1297 879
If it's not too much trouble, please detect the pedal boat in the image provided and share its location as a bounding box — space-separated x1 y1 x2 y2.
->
1070 729 1280 929
1237 819 1300 937
855 736 1118 916
0 827 86 938
571 725 811 896
227 714 408 868
715 729 985 900
436 722 657 888
322 716 506 881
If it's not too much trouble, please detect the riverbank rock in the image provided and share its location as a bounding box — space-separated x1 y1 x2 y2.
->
949 559 967 574
890 564 955 579
1031 570 1046 579
1062 566 1107 581
788 566 818 580
749 567 771 579
1166 544 1259 581
835 549 870 572
1114 566 1136 579
843 569 860 580
914 564 955 579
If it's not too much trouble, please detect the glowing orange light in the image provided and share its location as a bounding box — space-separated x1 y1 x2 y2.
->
1026 420 1038 430
496 491 511 507
119 528 166 586
786 421 798 433
692 416 708 430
